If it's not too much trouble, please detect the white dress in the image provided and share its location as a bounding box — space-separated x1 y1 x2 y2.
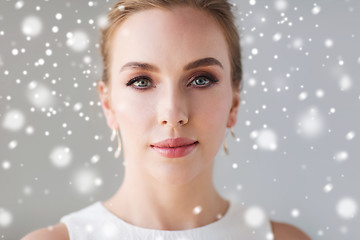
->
60 198 274 240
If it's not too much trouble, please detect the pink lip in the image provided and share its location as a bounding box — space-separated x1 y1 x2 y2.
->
150 138 199 158
151 137 198 148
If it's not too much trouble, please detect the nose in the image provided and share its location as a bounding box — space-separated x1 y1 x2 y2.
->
158 85 189 128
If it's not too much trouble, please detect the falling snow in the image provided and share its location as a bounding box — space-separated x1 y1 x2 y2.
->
272 32 282 42
97 15 108 29
325 39 334 48
73 169 98 194
244 206 266 228
49 146 73 168
312 5 321 15
102 222 120 237
333 151 349 162
291 208 300 218
1 0 359 239
324 183 333 193
250 128 278 151
336 197 358 220
66 30 90 52
2 109 25 131
0 209 13 227
315 89 325 98
274 0 288 12
2 160 11 170
339 75 353 91
15 1 24 10
193 205 203 215
90 154 100 164
296 107 325 138
21 15 43 37
26 81 55 110
345 131 355 141
8 140 18 150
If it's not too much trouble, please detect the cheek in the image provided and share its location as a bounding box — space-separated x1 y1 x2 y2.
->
192 90 232 140
111 85 154 119
110 92 154 144
189 93 231 160
195 88 232 121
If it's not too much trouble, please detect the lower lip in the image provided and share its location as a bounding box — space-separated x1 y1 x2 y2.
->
151 142 198 158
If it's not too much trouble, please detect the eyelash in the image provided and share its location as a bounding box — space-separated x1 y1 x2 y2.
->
125 74 219 91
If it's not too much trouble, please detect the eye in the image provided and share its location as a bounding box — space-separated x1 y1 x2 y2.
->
126 74 219 90
133 79 150 88
126 76 152 90
189 75 219 88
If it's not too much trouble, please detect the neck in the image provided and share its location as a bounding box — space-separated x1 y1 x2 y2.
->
103 161 230 230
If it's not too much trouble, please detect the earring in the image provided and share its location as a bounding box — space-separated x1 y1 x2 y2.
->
111 128 122 158
223 127 239 155
111 129 117 142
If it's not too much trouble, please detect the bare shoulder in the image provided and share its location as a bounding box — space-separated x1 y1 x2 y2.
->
270 220 311 240
21 223 69 240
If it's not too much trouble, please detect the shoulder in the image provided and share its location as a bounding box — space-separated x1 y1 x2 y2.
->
270 220 311 240
21 223 69 240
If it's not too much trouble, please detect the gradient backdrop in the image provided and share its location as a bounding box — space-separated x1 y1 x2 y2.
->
0 0 359 239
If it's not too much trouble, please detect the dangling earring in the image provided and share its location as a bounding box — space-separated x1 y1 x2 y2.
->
111 128 122 158
111 129 117 142
223 127 239 155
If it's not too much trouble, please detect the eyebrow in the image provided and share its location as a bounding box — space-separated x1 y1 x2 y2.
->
120 62 159 72
184 57 223 71
120 57 223 73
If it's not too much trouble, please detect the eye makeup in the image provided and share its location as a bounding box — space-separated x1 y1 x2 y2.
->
125 72 219 91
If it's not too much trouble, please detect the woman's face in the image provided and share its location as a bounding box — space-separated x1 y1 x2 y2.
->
99 6 240 185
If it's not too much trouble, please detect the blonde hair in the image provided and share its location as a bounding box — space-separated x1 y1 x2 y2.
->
99 0 242 91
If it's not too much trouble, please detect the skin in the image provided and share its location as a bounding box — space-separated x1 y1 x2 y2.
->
22 6 311 240
99 6 238 230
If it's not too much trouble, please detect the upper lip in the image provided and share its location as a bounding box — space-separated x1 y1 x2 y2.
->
151 138 198 148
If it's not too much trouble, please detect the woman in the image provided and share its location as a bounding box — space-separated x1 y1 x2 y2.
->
23 0 311 239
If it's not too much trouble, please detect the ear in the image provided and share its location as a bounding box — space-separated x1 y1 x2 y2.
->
98 81 118 129
226 89 241 128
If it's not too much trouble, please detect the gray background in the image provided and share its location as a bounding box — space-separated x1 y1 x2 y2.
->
0 0 359 239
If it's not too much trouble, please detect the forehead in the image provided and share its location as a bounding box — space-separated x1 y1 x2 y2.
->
110 6 230 73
